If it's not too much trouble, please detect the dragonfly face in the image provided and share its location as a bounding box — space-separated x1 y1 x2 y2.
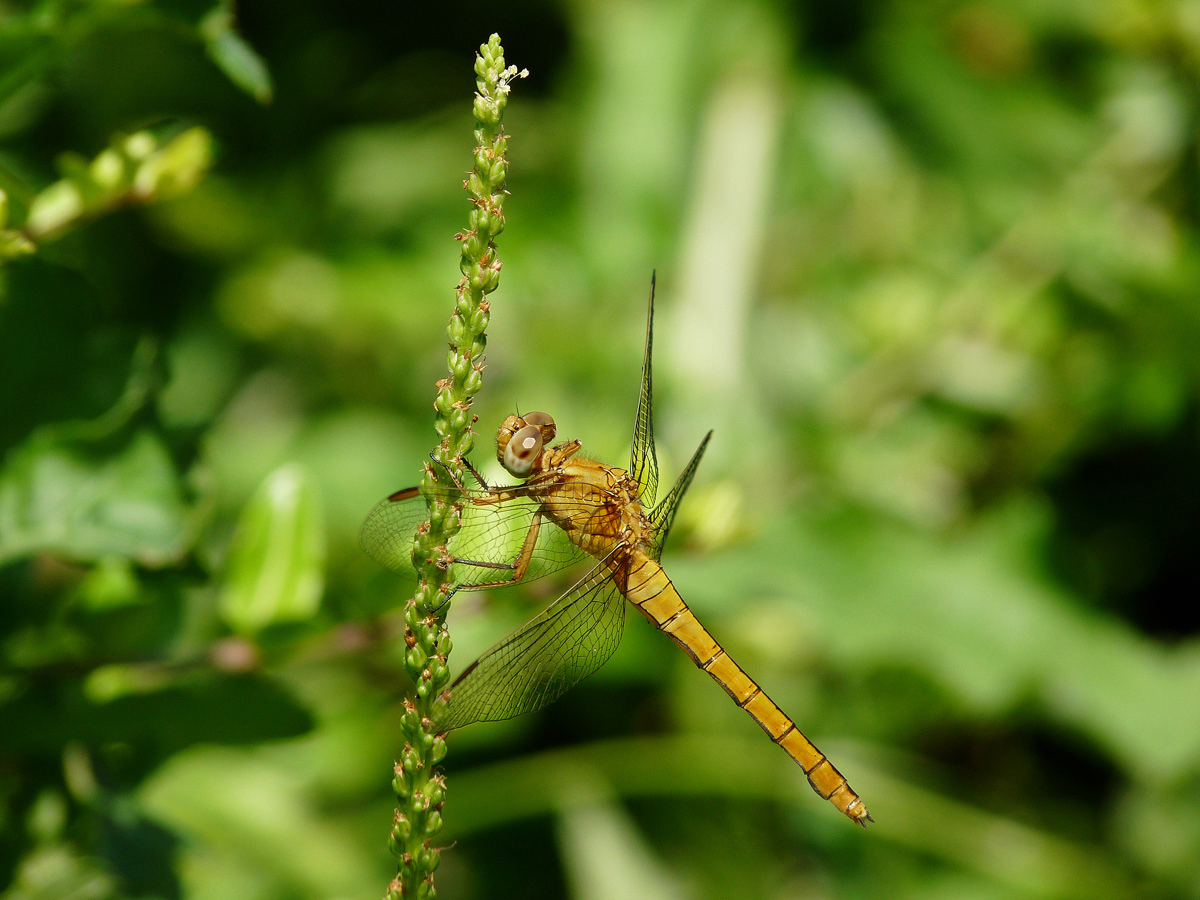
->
361 275 873 827
497 411 556 478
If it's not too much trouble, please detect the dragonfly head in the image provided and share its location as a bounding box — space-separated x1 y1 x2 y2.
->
497 411 556 478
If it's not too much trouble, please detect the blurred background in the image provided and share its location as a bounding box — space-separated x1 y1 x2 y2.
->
2 0 1200 898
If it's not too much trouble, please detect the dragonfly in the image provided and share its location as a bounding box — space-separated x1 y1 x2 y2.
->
361 277 872 827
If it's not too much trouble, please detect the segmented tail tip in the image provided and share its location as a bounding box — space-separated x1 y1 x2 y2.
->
846 798 873 828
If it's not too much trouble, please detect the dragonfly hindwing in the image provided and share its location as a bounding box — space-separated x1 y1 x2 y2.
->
438 557 627 730
649 430 712 560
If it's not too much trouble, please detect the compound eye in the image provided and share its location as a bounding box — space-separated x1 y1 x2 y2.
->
522 411 556 442
503 424 543 477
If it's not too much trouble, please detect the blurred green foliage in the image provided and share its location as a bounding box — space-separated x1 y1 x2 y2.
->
2 1 1200 899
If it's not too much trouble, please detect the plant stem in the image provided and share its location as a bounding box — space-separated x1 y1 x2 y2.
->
385 34 524 900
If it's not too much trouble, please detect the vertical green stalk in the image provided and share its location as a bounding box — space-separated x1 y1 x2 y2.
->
386 34 523 900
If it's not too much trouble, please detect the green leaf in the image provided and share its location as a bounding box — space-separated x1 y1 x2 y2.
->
0 842 117 900
22 178 84 239
200 8 273 104
0 673 313 753
220 463 325 635
137 744 382 900
0 430 188 567
129 128 215 202
554 776 685 900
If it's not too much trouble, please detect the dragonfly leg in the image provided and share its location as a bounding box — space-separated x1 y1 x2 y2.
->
462 457 491 489
428 451 470 491
425 525 540 612
428 450 527 500
425 582 462 614
451 511 543 590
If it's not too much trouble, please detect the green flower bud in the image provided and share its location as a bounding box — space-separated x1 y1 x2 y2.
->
123 131 158 161
430 737 448 766
426 781 446 808
425 825 443 855
463 368 483 395
428 505 445 530
416 846 438 872
392 767 413 798
25 181 84 240
446 316 467 345
89 149 126 192
392 814 411 842
406 646 428 670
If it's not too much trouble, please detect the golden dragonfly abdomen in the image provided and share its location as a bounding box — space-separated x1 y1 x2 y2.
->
619 548 872 826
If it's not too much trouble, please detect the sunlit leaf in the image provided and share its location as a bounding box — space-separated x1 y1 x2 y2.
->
0 430 188 567
219 463 325 635
200 7 273 104
555 784 685 900
138 745 384 900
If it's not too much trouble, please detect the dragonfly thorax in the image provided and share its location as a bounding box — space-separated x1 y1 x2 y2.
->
531 456 652 560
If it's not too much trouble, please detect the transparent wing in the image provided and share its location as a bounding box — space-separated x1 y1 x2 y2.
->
629 274 659 506
649 430 712 560
359 482 589 588
439 557 626 730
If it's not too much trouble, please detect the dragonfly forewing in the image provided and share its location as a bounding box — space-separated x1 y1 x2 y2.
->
629 274 659 506
359 482 589 588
